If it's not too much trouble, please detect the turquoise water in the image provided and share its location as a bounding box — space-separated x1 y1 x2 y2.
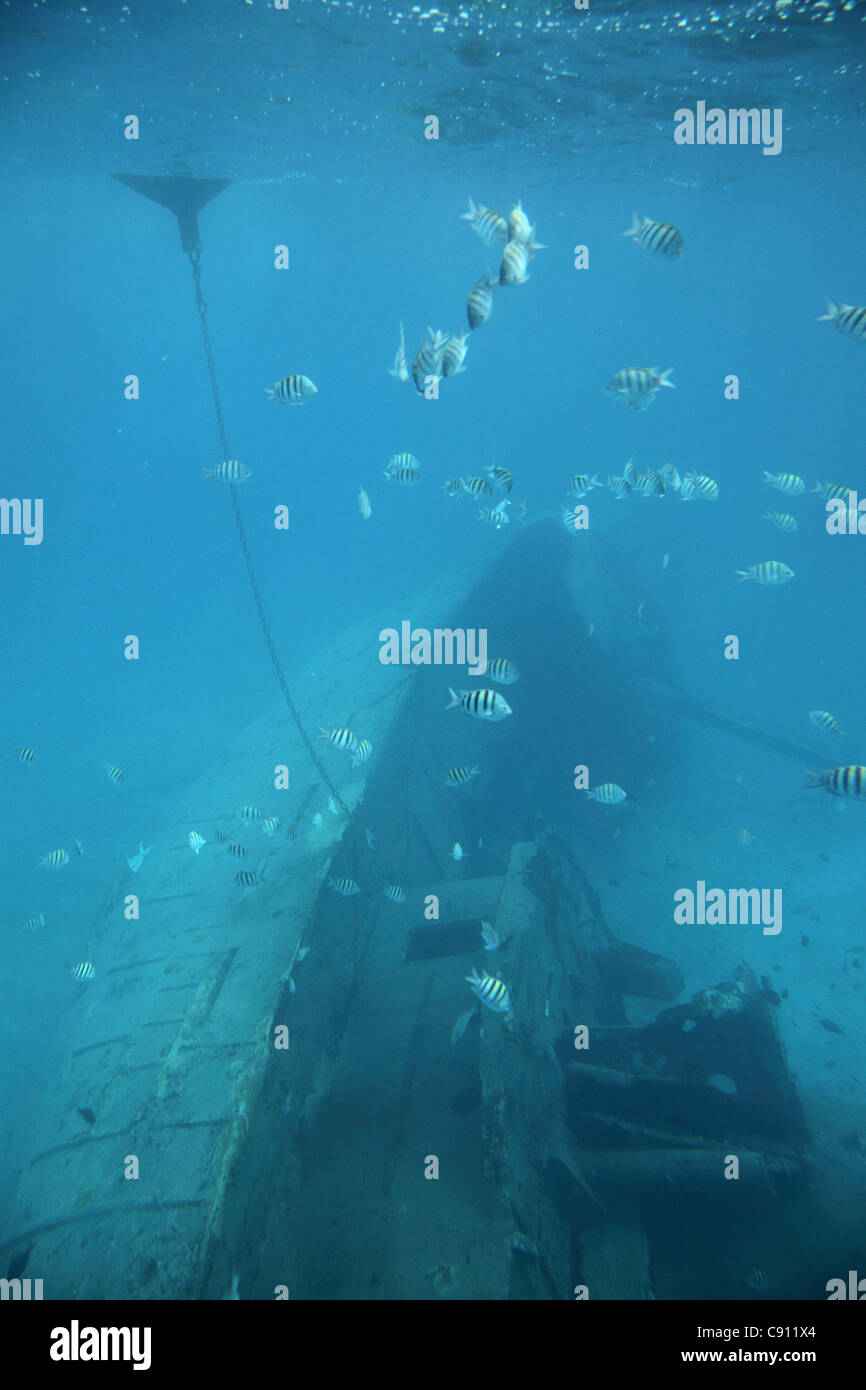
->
2 0 866 1302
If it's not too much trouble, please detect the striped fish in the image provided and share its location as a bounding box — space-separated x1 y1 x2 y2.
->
462 476 493 497
442 332 470 378
351 739 373 768
479 504 510 529
608 476 632 500
226 843 247 859
327 876 360 897
805 765 866 797
623 212 683 258
188 831 206 855
467 272 497 330
446 688 512 722
411 329 449 393
569 474 601 498
286 825 298 842
763 511 799 533
685 472 719 501
384 464 422 485
386 452 420 475
817 300 866 343
364 827 376 851
319 727 357 752
586 783 629 805
103 763 126 786
481 920 499 951
261 817 281 836
809 710 845 736
605 366 675 403
812 481 851 501
460 196 508 247
487 657 520 685
735 561 795 586
213 828 229 843
499 239 530 286
14 746 37 764
507 200 544 252
661 463 681 492
203 460 251 483
445 765 481 788
762 471 805 496
22 912 45 934
40 848 69 869
357 486 372 520
264 374 317 404
441 478 466 497
383 885 406 903
487 465 513 494
466 966 510 1014
69 962 95 982
635 471 665 498
235 869 265 888
238 806 262 822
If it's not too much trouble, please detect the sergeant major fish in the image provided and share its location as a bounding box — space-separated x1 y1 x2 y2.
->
465 966 510 1014
805 765 866 799
446 688 512 721
817 299 866 343
809 710 845 735
623 212 683 258
499 240 530 287
411 329 449 394
605 367 675 405
460 196 508 247
264 374 317 404
203 460 251 483
467 272 498 330
735 561 795 586
442 332 470 378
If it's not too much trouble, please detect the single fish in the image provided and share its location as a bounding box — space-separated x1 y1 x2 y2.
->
265 374 317 404
623 211 683 258
445 766 481 788
327 876 360 896
481 920 499 950
127 842 151 873
203 460 251 483
809 710 845 736
465 966 510 1013
446 688 512 722
40 848 70 869
586 783 629 805
188 831 206 855
386 323 410 384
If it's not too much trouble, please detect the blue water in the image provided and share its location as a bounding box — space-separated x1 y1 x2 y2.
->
2 0 866 1304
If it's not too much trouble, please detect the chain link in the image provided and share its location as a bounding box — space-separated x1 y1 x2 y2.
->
187 249 353 825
